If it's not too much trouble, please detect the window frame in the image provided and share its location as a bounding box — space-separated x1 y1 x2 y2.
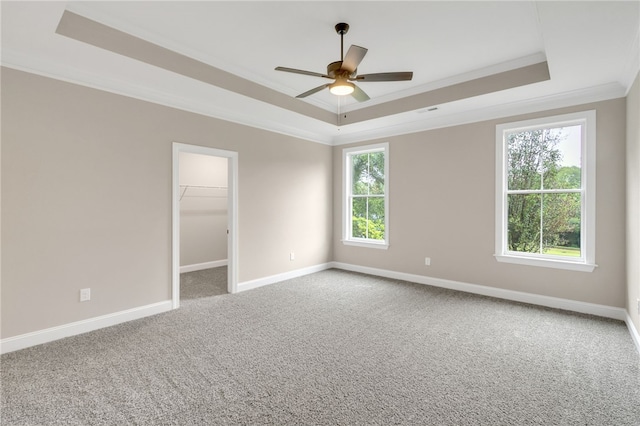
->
494 110 597 272
342 143 389 249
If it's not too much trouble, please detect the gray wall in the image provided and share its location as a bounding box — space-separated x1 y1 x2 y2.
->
0 65 633 341
333 98 627 308
1 68 334 339
627 72 640 331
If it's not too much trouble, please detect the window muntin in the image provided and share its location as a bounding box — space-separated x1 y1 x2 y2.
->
343 144 389 248
496 111 596 271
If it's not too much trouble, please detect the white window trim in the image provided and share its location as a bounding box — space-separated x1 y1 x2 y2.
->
494 110 597 272
342 143 389 249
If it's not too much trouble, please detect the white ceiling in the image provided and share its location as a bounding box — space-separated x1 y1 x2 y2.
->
2 1 639 145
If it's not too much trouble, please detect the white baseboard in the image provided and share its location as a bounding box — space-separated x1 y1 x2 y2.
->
626 314 640 355
0 301 173 355
333 261 638 354
237 263 333 293
330 262 628 321
0 262 328 355
180 259 227 273
4 262 637 356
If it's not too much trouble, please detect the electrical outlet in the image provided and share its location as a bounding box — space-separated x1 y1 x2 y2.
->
424 257 431 266
290 252 295 261
80 288 91 302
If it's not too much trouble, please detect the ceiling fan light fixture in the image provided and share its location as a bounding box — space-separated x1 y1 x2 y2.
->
329 79 355 96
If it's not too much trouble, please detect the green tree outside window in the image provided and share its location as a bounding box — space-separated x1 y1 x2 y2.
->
350 151 385 241
506 126 582 257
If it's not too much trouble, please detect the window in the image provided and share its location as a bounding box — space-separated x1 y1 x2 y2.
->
343 143 389 248
495 111 596 272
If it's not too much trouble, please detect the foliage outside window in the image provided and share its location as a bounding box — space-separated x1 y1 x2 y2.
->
343 143 389 248
495 111 596 272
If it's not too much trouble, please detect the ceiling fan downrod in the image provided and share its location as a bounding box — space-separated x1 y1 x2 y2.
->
335 23 349 62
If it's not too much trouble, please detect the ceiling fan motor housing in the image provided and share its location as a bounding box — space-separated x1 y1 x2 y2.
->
327 61 356 79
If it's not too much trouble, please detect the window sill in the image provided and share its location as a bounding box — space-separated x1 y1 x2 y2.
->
494 254 597 272
342 240 389 250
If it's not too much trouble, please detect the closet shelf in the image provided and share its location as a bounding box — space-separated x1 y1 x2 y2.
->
179 184 228 201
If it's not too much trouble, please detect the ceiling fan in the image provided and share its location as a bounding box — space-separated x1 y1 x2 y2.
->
275 23 413 102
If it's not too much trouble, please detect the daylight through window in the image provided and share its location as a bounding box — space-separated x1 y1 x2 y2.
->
495 111 596 272
343 143 389 248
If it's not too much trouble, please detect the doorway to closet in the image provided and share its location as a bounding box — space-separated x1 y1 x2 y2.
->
172 143 238 309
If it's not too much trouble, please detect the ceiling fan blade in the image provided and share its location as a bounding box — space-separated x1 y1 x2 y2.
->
296 83 331 98
355 72 414 82
341 45 368 74
351 84 370 102
275 67 331 79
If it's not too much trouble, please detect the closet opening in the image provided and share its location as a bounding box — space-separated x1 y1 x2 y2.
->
172 143 238 309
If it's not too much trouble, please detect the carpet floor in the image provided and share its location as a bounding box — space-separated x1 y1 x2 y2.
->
1 269 639 425
180 266 228 300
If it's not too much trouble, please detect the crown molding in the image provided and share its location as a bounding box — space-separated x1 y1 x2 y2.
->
63 2 329 107
622 26 640 95
338 61 550 126
1 49 334 145
342 52 548 114
0 47 628 148
331 82 626 145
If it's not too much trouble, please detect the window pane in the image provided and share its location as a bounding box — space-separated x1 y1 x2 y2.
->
507 127 581 191
344 144 388 245
352 153 370 195
497 112 594 269
368 152 385 195
507 130 545 190
351 152 385 196
351 196 385 240
542 193 581 257
546 125 582 190
352 197 367 238
508 194 541 253
367 197 385 240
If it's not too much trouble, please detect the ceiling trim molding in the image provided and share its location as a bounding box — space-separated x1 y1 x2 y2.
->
342 52 548 113
53 9 561 133
0 49 335 146
1 48 626 148
63 1 308 107
622 26 640 95
331 82 626 146
55 10 337 126
56 5 350 114
338 61 550 126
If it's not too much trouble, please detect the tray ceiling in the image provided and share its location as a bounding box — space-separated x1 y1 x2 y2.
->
2 1 638 145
